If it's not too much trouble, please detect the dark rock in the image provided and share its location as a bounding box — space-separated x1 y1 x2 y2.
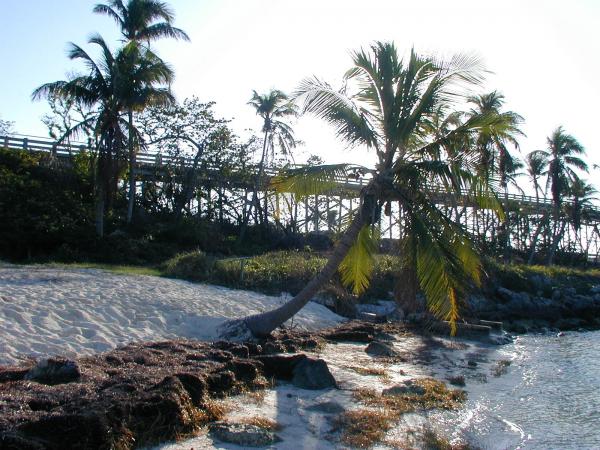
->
554 318 583 330
254 354 306 380
210 421 281 447
291 357 337 390
25 358 80 385
365 341 397 357
467 360 478 368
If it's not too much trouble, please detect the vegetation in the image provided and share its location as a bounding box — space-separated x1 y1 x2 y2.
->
335 379 466 448
1 0 597 336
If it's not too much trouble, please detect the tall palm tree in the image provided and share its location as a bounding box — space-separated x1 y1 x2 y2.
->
468 91 524 261
33 35 174 236
538 127 588 264
566 177 597 253
93 0 189 43
525 150 549 264
94 0 188 223
221 42 506 338
243 89 298 230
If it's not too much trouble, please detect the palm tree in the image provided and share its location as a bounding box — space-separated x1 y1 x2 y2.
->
538 127 588 264
33 35 174 236
566 177 597 255
221 42 506 338
243 89 298 230
94 0 188 223
525 150 549 264
468 91 524 261
93 0 189 43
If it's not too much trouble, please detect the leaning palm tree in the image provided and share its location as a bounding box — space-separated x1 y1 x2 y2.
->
94 0 188 222
243 89 298 229
220 42 506 338
538 127 588 264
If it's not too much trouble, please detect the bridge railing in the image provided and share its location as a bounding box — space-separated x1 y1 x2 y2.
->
2 134 598 217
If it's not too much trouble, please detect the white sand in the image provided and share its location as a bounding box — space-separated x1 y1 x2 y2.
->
0 266 343 365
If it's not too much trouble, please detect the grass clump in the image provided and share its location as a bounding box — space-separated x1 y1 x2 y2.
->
162 250 215 281
347 365 390 379
354 378 466 414
333 408 395 448
239 416 282 431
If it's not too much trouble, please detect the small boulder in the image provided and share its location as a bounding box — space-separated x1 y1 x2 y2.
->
292 357 337 390
365 341 397 357
210 422 281 447
25 359 80 385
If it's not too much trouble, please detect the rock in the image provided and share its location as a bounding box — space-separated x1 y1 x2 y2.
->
590 285 600 295
227 358 263 382
382 380 425 396
467 360 478 368
324 330 373 343
365 341 397 357
210 422 281 447
306 400 346 414
564 287 577 297
25 358 80 385
358 312 379 322
255 354 307 380
375 332 397 342
173 373 207 406
292 357 337 390
551 289 562 301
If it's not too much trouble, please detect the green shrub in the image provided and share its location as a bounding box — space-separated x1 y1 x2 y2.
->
211 250 327 294
162 250 215 281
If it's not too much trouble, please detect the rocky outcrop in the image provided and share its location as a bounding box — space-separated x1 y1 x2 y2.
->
209 422 281 447
467 286 600 332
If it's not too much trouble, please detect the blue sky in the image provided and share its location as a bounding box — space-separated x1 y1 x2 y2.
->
1 0 599 174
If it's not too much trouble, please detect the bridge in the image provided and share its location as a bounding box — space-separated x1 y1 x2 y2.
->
3 133 600 261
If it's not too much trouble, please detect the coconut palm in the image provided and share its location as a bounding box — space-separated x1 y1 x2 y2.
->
221 42 506 338
243 89 298 229
94 0 188 222
468 91 524 187
32 35 174 236
537 127 588 264
93 0 189 43
525 150 549 264
566 177 597 249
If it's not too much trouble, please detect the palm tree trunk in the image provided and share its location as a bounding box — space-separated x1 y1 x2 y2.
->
242 207 366 337
239 130 269 240
127 109 136 224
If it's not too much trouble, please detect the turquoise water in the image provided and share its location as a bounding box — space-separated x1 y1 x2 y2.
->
433 331 600 449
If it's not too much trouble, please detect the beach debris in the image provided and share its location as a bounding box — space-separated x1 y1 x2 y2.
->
382 379 426 396
25 358 80 385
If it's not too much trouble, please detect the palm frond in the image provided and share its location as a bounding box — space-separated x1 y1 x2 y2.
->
338 225 379 295
270 164 369 199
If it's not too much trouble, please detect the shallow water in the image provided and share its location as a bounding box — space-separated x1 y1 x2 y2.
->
433 330 600 449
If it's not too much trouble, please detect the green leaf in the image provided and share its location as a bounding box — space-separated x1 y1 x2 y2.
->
338 225 379 295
